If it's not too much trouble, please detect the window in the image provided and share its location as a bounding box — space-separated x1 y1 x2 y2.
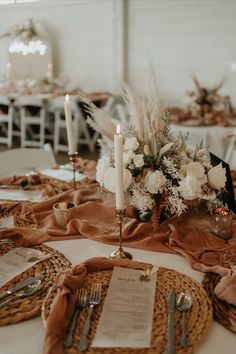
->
0 0 40 4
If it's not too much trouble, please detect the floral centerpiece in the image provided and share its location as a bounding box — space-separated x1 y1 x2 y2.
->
85 78 227 223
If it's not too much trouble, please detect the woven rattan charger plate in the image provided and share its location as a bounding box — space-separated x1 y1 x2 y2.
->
0 239 71 326
42 265 212 354
202 272 236 332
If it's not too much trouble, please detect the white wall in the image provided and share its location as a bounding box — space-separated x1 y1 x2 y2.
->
127 0 236 106
0 0 123 93
0 0 236 107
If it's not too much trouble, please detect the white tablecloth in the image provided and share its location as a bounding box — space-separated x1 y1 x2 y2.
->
0 239 235 354
171 124 235 160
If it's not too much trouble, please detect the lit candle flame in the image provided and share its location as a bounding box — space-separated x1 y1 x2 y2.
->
65 94 70 102
116 124 121 135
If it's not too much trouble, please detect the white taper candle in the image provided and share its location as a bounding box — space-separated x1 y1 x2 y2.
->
64 94 76 154
114 124 124 209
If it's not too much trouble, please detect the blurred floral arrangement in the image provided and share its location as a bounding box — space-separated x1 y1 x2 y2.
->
0 19 41 42
187 75 225 116
85 75 227 222
0 75 67 96
179 75 235 126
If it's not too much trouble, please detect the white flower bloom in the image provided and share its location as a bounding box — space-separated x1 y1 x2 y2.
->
102 166 132 193
103 167 116 193
133 153 144 168
124 169 133 191
208 163 226 190
124 137 139 151
181 161 207 185
144 170 166 194
144 144 151 155
123 150 134 166
129 188 154 213
96 154 112 186
178 173 202 200
196 148 210 163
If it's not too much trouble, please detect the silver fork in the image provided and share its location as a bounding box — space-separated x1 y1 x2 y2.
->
64 288 87 348
77 283 102 353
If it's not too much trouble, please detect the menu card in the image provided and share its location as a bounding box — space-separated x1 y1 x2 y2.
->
38 167 86 182
0 247 50 288
0 189 43 201
92 266 157 348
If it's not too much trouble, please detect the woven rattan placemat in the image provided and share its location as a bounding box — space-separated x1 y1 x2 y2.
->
202 272 236 333
42 265 212 354
0 239 71 326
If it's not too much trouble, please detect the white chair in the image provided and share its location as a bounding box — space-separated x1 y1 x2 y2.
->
224 130 236 167
0 95 14 148
16 96 52 148
0 144 56 178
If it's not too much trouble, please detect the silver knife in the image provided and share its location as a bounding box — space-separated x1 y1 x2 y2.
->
166 288 176 354
0 275 43 302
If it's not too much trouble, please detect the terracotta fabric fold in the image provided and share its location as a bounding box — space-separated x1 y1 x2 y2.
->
0 227 50 246
43 257 146 354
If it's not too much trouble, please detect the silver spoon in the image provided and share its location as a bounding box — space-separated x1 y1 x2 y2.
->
0 279 41 308
176 292 192 347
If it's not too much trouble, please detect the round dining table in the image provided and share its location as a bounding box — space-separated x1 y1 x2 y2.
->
0 238 235 354
171 123 235 160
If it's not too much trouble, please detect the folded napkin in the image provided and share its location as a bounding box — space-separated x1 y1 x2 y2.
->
43 257 146 354
193 263 236 306
0 227 50 246
166 212 236 306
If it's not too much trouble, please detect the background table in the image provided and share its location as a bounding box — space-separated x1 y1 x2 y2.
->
171 123 235 160
0 239 235 354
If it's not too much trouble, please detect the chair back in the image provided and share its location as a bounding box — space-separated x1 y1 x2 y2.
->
51 95 79 112
0 95 11 107
16 96 44 108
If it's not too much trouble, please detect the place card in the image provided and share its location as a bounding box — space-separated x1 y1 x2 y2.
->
92 266 157 348
0 189 43 202
0 247 50 288
0 215 15 229
38 167 86 182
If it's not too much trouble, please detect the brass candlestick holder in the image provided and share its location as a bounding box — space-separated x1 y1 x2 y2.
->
68 152 78 189
109 209 132 260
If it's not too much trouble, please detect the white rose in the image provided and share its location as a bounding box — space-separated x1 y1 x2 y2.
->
123 150 134 166
208 163 226 189
103 167 116 193
196 148 210 163
144 170 166 194
181 161 207 186
103 167 132 193
124 137 139 151
124 169 133 191
133 154 144 168
178 173 202 200
96 154 112 185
